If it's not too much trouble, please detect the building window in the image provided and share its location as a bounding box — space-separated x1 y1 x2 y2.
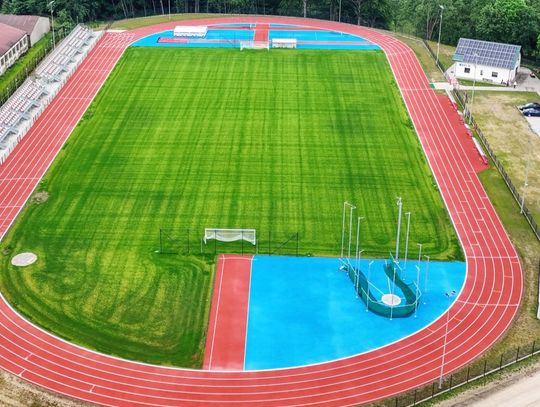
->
492 71 498 78
464 67 471 73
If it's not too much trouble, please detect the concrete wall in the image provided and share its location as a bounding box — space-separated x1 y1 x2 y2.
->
30 17 50 46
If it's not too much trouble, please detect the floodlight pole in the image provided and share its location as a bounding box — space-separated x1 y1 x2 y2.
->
520 134 532 214
395 197 403 262
48 1 56 49
168 0 171 19
404 212 411 270
436 5 444 67
469 52 478 124
439 291 456 388
338 0 342 22
366 260 374 312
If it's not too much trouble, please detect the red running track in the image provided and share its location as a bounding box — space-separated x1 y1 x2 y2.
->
0 16 522 407
203 255 252 371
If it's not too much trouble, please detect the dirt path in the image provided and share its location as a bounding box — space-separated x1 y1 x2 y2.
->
0 369 89 407
436 360 540 406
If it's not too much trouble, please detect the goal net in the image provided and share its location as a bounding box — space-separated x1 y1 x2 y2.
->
203 228 256 245
239 40 269 50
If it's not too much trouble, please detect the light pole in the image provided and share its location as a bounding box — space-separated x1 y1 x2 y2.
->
48 1 56 49
469 52 478 124
436 5 444 67
338 0 342 22
520 134 532 214
168 0 171 20
439 290 456 388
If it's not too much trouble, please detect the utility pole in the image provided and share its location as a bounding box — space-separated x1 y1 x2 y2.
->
436 5 444 67
48 1 56 49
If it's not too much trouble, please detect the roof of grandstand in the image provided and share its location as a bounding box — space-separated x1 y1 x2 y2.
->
0 22 26 55
453 38 521 70
0 14 41 36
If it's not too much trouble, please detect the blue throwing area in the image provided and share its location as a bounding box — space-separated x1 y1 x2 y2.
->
244 256 465 370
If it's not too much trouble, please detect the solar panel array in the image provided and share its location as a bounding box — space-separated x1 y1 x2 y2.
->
453 38 521 70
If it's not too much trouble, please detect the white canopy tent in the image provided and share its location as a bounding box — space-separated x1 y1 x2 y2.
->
173 26 208 37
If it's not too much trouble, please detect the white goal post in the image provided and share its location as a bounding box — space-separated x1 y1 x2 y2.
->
204 228 257 245
239 40 270 50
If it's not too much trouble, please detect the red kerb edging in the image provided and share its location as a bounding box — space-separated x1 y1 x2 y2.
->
0 16 522 407
204 255 252 371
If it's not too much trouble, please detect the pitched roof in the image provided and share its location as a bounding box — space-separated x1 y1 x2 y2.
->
0 14 40 36
0 22 26 56
453 38 521 70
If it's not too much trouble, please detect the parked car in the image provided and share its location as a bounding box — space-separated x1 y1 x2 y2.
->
522 108 540 117
518 102 540 110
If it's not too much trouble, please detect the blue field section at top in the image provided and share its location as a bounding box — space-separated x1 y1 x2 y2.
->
244 256 466 370
131 24 381 50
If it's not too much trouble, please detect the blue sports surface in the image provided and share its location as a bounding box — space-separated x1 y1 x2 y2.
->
244 256 466 370
132 24 381 50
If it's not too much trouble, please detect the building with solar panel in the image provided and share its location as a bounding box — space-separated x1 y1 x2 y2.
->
453 38 521 86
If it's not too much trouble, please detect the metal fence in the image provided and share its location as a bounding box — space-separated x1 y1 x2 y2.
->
421 40 540 242
365 339 540 407
452 89 540 241
158 228 301 257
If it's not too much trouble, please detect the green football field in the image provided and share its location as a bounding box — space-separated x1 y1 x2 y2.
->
0 47 461 367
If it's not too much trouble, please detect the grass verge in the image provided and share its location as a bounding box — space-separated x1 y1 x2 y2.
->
110 13 226 30
0 32 53 96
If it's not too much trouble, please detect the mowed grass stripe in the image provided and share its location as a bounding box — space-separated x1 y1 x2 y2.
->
0 48 460 367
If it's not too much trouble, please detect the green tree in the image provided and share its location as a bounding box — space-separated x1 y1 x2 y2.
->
476 0 538 53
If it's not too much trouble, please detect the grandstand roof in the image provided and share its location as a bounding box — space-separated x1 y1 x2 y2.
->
453 38 521 70
0 22 26 56
0 14 41 36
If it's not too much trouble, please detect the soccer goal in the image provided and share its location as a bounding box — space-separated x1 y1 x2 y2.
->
203 228 257 245
239 40 269 50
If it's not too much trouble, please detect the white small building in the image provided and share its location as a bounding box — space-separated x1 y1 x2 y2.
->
453 38 521 86
0 23 28 76
0 15 50 46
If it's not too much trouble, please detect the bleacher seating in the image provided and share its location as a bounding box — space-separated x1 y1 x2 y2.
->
1 24 101 165
36 25 95 83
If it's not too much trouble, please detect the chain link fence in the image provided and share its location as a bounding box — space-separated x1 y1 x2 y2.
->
363 339 540 407
158 228 301 257
421 40 540 242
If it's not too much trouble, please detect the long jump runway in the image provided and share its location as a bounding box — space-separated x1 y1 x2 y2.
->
0 16 522 406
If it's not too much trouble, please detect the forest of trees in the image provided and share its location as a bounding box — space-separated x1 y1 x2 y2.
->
1 0 539 57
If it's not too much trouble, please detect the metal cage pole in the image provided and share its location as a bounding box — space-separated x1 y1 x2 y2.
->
404 212 411 270
366 260 374 312
395 197 403 262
